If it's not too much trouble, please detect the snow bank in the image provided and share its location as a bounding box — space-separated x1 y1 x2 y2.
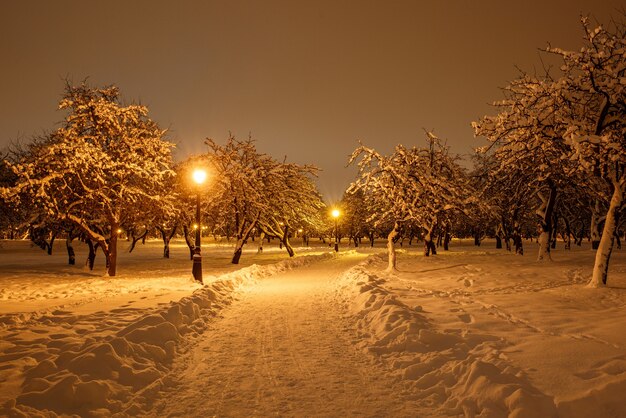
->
1 251 336 417
338 254 557 417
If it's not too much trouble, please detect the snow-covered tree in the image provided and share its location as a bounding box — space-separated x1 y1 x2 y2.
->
472 152 536 254
202 135 324 264
472 71 581 261
348 132 476 271
202 137 266 264
555 186 593 249
0 151 29 239
256 159 325 258
0 82 175 276
547 17 626 286
339 189 371 247
474 16 625 286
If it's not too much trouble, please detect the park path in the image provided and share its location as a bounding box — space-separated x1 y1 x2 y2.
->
147 255 418 417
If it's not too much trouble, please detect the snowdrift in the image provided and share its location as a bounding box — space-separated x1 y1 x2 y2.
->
338 254 557 418
1 252 336 417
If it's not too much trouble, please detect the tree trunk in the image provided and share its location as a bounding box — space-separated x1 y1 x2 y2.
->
284 241 294 257
537 183 557 262
104 243 110 270
157 226 177 259
30 228 57 255
386 222 400 271
495 224 502 249
232 216 259 264
513 222 523 255
550 211 559 249
281 226 294 257
162 238 170 258
502 216 512 251
589 182 623 287
257 232 265 254
590 200 602 250
537 229 552 261
441 223 450 251
66 237 76 265
369 231 375 247
562 217 572 250
474 230 481 246
107 221 119 277
161 228 172 259
424 226 437 256
353 235 359 247
86 239 96 270
128 228 149 253
47 233 56 255
232 240 244 264
183 225 194 260
443 231 451 251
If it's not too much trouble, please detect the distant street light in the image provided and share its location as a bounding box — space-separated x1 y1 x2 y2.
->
332 209 340 252
192 168 207 283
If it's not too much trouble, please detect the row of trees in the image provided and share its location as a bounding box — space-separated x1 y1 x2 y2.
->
0 83 327 276
339 16 625 287
1 16 624 287
346 132 477 271
474 16 625 287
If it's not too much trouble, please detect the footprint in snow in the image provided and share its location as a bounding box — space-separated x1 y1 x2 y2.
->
456 276 474 287
458 313 475 324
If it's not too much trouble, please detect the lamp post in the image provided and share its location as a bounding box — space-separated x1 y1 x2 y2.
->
332 209 340 252
192 168 207 283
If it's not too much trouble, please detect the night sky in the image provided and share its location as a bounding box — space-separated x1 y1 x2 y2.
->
1 0 623 201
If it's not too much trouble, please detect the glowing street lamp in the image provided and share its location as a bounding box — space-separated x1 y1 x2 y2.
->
331 209 340 252
192 169 207 185
192 168 207 283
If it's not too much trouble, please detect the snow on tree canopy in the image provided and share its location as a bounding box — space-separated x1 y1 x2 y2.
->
348 131 477 270
0 82 176 277
473 16 626 286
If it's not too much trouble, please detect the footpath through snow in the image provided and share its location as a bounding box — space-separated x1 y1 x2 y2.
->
145 252 418 417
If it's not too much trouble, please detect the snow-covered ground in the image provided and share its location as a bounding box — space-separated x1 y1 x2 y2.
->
338 241 626 417
1 238 625 417
0 238 333 324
